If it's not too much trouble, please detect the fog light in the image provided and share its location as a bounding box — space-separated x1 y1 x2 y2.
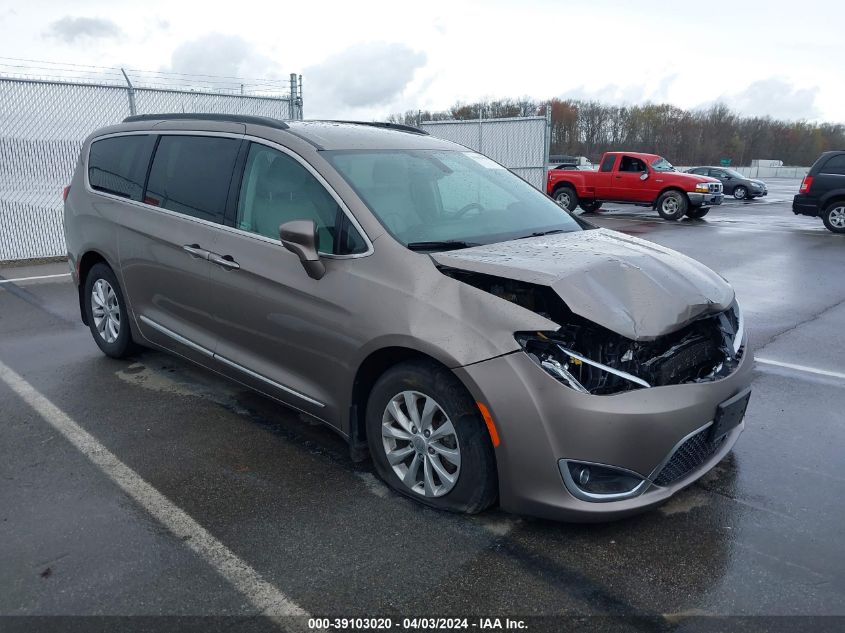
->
578 467 591 486
560 460 647 502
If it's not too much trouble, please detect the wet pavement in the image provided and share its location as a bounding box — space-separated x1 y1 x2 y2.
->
1 179 843 630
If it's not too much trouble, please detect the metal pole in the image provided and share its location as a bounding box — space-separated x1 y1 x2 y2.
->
121 68 137 116
298 74 303 119
478 106 483 153
544 103 552 177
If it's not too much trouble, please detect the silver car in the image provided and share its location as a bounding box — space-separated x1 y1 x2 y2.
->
63 114 752 521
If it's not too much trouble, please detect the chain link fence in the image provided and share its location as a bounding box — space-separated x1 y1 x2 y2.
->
0 76 302 262
420 115 551 191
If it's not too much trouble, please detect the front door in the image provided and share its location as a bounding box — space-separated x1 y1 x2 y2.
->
206 141 371 427
119 133 243 362
612 155 651 201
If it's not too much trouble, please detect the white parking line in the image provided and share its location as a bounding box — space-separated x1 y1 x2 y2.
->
0 359 310 622
0 273 71 284
756 358 845 381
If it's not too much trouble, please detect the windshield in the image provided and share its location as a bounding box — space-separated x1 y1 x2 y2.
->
724 169 745 178
324 150 582 249
651 157 676 172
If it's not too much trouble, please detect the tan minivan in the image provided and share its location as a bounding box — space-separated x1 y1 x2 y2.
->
63 114 752 521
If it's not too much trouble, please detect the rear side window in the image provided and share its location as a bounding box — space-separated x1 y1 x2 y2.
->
821 154 845 175
599 155 616 172
88 135 153 201
145 135 241 223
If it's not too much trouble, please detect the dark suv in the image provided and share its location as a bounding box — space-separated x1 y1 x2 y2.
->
793 151 845 233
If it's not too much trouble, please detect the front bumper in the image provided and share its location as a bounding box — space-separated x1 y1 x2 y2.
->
455 338 752 521
687 192 723 207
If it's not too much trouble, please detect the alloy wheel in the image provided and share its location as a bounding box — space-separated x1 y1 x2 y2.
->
830 206 845 229
555 191 571 208
91 278 120 343
662 196 679 214
734 186 747 200
381 390 461 497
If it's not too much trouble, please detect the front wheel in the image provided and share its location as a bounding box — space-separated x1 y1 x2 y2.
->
83 262 136 358
686 207 710 219
365 360 498 514
822 202 845 233
554 186 579 212
733 186 748 200
656 191 688 220
579 201 603 214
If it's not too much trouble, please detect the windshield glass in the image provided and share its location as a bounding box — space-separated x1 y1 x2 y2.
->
651 157 676 172
324 150 582 249
724 169 745 178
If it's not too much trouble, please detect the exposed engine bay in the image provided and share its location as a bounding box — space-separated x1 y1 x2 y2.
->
440 267 744 395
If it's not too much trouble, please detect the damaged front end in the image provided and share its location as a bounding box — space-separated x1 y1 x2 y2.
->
441 267 744 396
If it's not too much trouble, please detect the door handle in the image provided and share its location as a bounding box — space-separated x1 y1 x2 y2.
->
209 253 240 270
615 175 622 179
182 244 210 259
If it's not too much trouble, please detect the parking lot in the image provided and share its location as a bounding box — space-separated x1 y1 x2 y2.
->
1 178 843 631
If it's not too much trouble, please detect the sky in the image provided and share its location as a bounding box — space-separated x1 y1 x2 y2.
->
1 0 843 123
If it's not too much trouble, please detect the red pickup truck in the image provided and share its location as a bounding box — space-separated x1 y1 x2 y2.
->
547 152 724 220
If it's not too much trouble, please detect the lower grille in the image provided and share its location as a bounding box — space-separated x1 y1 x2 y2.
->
653 428 725 486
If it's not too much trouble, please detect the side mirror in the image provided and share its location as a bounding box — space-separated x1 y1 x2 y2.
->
639 171 649 181
279 219 326 280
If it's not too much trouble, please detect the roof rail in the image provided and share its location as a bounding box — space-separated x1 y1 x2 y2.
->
122 113 289 130
324 120 429 136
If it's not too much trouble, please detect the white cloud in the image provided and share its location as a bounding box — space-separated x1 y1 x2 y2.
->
304 42 427 117
46 16 122 44
167 33 281 83
703 79 821 121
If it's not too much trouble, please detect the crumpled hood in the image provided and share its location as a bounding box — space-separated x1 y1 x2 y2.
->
431 229 734 340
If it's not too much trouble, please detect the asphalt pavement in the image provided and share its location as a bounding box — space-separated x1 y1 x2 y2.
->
1 178 843 632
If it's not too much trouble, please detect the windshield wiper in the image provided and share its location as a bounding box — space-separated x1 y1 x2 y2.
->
406 240 480 251
518 229 568 239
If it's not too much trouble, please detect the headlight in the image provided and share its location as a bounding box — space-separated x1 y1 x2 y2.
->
516 332 651 395
694 182 712 193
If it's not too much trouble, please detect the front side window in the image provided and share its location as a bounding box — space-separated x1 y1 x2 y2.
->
236 143 366 255
145 135 241 223
620 156 646 172
325 150 582 249
88 135 153 201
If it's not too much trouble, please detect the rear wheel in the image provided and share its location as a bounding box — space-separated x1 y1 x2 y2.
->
656 191 688 220
822 202 845 233
733 186 748 200
554 186 578 212
83 263 136 358
685 207 710 219
579 201 603 214
365 359 497 514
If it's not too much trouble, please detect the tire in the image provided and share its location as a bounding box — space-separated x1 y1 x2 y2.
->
83 262 135 358
733 186 748 200
656 190 688 220
685 207 710 219
365 359 498 514
554 186 579 212
579 201 603 214
822 201 845 234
